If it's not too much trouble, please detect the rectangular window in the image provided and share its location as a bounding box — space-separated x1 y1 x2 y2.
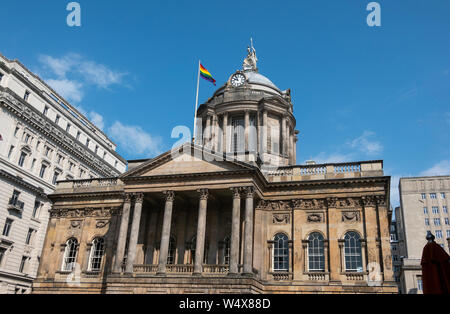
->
19 256 27 273
441 193 446 199
436 230 443 239
421 193 426 200
95 145 99 154
24 133 30 143
2 218 13 237
425 218 429 226
445 218 449 225
66 123 71 133
432 206 439 214
430 193 437 199
447 230 450 238
14 126 20 137
24 91 30 101
55 115 60 124
52 172 59 185
39 164 47 179
18 152 27 167
79 169 85 178
417 278 423 291
25 229 34 245
31 158 36 171
434 218 441 226
0 248 5 267
423 207 428 214
86 138 90 147
76 131 81 140
7 145 14 159
43 106 49 115
444 206 448 214
32 201 40 218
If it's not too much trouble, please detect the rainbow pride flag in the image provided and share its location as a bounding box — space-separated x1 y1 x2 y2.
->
200 63 216 86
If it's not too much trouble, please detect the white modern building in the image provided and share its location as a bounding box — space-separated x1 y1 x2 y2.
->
397 176 450 294
0 53 127 293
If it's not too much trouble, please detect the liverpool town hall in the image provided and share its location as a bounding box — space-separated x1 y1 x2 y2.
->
33 47 397 294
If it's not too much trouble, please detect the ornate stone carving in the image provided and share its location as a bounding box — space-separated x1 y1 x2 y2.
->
292 199 325 210
231 188 241 200
95 220 110 229
341 211 360 222
70 220 82 229
244 186 255 198
273 213 290 225
134 193 144 203
163 190 175 202
51 207 119 218
307 213 323 223
124 193 132 203
198 189 209 201
259 200 291 211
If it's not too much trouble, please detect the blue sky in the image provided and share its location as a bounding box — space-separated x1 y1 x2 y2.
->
1 0 449 206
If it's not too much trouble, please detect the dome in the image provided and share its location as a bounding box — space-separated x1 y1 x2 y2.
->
245 71 279 91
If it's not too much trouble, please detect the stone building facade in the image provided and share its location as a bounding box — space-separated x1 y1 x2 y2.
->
0 53 126 293
33 47 397 294
397 176 450 294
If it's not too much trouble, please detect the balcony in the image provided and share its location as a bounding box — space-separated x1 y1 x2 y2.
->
133 264 230 276
8 198 25 213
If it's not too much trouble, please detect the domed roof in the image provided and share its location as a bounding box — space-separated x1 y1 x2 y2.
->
245 71 279 91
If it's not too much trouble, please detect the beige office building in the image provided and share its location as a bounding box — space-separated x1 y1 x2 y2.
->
397 176 450 294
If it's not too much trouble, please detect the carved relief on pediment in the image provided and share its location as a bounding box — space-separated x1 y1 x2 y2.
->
95 220 110 229
273 213 291 225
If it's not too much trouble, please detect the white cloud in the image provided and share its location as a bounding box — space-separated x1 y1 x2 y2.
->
38 53 126 103
88 111 105 130
348 131 383 156
420 160 450 177
308 152 354 164
46 78 83 103
108 121 162 157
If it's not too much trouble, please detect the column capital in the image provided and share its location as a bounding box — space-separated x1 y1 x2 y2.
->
124 193 132 203
231 187 241 199
134 193 144 203
198 189 209 201
163 191 175 202
244 186 255 198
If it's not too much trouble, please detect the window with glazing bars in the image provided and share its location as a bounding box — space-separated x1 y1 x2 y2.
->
308 233 325 272
273 233 289 272
344 232 363 272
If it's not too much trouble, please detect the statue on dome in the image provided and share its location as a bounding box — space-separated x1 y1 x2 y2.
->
243 38 258 72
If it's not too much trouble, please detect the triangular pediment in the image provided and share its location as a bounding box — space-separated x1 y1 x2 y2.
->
121 143 255 178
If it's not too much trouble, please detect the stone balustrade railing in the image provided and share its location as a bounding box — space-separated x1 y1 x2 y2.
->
133 265 158 273
266 160 384 182
203 265 229 274
344 272 365 281
166 265 195 273
306 272 328 281
271 272 293 281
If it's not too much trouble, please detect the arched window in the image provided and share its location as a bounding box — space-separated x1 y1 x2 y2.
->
62 238 78 272
88 238 105 272
167 236 176 265
273 233 289 272
344 232 363 272
308 232 325 272
223 237 231 265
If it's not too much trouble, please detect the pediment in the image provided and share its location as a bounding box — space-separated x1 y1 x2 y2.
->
121 143 255 178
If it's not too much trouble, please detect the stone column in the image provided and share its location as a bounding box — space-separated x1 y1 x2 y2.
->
114 193 132 272
193 189 209 275
281 116 287 156
125 193 144 273
377 199 395 282
262 110 268 156
243 187 255 276
244 110 250 152
222 113 228 153
229 188 241 275
204 115 211 147
157 191 175 275
256 111 261 157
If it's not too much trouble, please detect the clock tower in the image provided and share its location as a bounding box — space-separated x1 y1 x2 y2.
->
195 44 298 170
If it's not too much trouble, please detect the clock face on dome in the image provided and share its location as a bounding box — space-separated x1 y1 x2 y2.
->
231 73 246 87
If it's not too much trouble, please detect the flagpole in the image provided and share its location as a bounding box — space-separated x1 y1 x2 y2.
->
193 60 201 144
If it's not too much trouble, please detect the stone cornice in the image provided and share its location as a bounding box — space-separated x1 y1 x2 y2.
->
0 169 48 198
49 207 121 218
0 87 121 177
